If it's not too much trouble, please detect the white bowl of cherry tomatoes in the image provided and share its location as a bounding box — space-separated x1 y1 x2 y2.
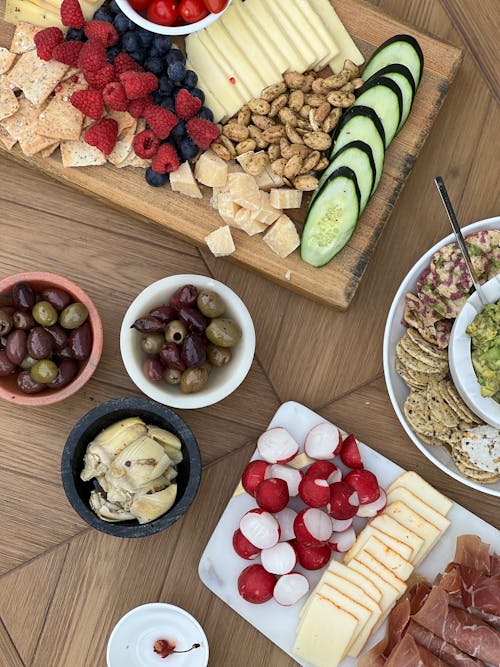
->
115 0 231 34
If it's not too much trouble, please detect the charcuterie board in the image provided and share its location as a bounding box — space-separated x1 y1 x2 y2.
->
198 401 500 666
0 0 462 309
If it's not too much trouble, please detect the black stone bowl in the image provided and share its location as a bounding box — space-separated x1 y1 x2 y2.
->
61 396 202 538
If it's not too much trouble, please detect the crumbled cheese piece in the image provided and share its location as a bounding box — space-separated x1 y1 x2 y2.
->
263 214 300 258
234 208 267 236
205 225 235 257
227 172 261 210
270 188 303 209
169 161 202 199
217 191 241 225
194 149 229 187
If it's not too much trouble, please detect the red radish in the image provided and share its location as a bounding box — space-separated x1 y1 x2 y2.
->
331 516 353 532
328 481 359 520
340 434 364 469
304 422 342 460
344 469 380 504
257 428 299 464
255 478 289 513
292 540 331 570
306 460 337 479
273 572 309 606
356 488 387 517
238 564 276 604
294 508 332 546
232 529 261 560
261 542 296 575
328 526 356 552
266 464 303 497
241 460 269 497
275 507 297 542
298 477 330 508
240 509 280 549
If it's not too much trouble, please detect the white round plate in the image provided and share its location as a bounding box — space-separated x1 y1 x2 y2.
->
383 216 500 497
107 603 209 667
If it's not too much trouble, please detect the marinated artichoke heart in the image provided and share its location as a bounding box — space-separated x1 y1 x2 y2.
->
147 425 184 464
89 490 136 523
129 485 178 524
110 436 172 487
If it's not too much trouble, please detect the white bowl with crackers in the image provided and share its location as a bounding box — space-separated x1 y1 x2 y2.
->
383 216 500 496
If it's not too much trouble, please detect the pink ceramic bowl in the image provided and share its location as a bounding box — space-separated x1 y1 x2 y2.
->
0 272 103 406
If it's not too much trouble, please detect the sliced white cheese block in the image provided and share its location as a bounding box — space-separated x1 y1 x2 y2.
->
384 501 441 567
277 0 328 70
293 0 339 69
370 513 424 564
354 546 407 592
361 534 414 581
259 0 317 70
5 0 62 27
186 61 228 122
344 524 414 564
387 471 453 516
308 0 364 72
387 487 451 533
328 559 382 602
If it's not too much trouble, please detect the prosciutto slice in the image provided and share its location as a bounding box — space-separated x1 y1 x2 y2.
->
454 535 491 575
385 634 448 666
407 620 485 667
492 554 500 577
439 562 500 627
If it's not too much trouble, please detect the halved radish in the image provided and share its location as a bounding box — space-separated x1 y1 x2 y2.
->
298 477 330 508
292 540 331 570
232 529 261 560
328 482 359 520
304 422 342 460
275 507 297 542
255 478 289 513
238 564 276 604
257 428 299 464
340 434 364 469
266 463 303 497
345 469 380 504
294 508 332 546
261 542 296 575
240 509 280 549
241 460 270 497
328 526 356 552
273 572 310 606
330 516 353 532
356 488 387 517
306 460 337 479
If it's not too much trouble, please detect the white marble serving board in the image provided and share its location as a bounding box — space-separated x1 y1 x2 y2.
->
198 401 500 667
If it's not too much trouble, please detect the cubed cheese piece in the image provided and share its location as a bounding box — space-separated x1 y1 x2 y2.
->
387 487 451 533
387 471 453 516
194 150 229 187
291 0 337 69
169 161 202 199
228 161 244 173
234 207 267 235
270 188 303 209
370 514 424 565
348 557 404 629
204 225 235 257
259 0 317 70
308 0 364 72
361 535 414 581
263 214 300 258
236 150 256 173
344 524 414 564
227 172 261 210
254 191 281 224
217 191 241 225
384 501 442 567
255 166 278 191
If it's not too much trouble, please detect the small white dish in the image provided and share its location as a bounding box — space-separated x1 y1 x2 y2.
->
449 275 500 428
107 603 209 667
120 274 255 409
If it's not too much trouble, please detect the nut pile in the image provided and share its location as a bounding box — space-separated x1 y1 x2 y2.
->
211 60 362 191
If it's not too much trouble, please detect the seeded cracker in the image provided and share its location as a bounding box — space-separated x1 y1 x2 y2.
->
427 378 459 428
406 327 448 360
36 80 85 141
107 125 136 166
39 142 59 158
404 391 434 437
0 125 16 150
106 109 136 136
117 150 149 168
400 332 446 369
60 140 106 167
0 86 19 121
0 48 17 75
8 50 68 107
396 358 427 390
396 339 448 376
10 22 40 55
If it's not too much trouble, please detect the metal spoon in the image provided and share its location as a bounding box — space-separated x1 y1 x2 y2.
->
434 176 489 306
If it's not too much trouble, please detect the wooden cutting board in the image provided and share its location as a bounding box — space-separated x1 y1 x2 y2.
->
0 0 462 310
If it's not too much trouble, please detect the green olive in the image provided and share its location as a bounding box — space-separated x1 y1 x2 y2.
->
163 367 182 385
59 302 88 329
180 366 209 394
30 359 58 384
197 290 225 318
32 301 58 327
165 319 187 344
205 318 242 348
207 344 232 367
141 333 165 355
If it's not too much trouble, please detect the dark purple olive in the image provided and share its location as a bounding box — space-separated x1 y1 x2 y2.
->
149 305 177 323
169 284 198 310
131 316 164 333
0 350 16 376
179 307 209 334
0 335 7 350
17 370 45 393
181 334 207 368
44 324 68 350
12 282 35 311
69 321 92 360
12 310 35 330
27 327 53 360
6 329 27 365
48 359 79 389
143 355 164 381
0 309 13 336
40 286 72 312
59 346 74 359
159 342 186 371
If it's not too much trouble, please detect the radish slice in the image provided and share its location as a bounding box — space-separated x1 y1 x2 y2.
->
304 422 342 460
257 428 299 464
238 564 276 604
345 469 380 504
292 540 331 570
298 477 330 508
273 572 309 606
241 460 270 497
306 460 337 479
261 542 296 575
356 488 387 517
340 434 364 469
275 507 297 542
233 529 261 560
240 509 280 549
327 468 342 484
294 508 332 546
255 478 289 513
328 482 359 520
331 516 353 532
266 464 303 497
328 526 356 552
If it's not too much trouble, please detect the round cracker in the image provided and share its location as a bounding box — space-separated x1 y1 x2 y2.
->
427 378 460 428
397 340 448 375
396 358 427 390
406 327 448 360
404 391 434 437
443 381 482 424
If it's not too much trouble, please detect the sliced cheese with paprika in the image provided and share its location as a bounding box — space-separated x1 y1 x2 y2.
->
344 523 414 564
348 557 403 628
384 501 441 566
387 471 453 515
387 486 451 533
370 513 424 564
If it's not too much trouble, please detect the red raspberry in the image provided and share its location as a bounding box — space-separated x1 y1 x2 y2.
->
143 104 177 140
127 95 152 118
78 38 107 74
186 118 220 150
60 0 84 28
84 20 118 47
119 71 158 100
84 63 116 89
175 88 202 120
133 130 160 159
51 40 83 66
113 52 142 76
152 142 179 174
84 118 118 155
34 27 63 61
71 89 104 119
102 81 128 111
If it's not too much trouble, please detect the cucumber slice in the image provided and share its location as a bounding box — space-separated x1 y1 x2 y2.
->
301 166 361 267
364 64 416 130
361 34 424 88
311 140 375 214
353 76 402 147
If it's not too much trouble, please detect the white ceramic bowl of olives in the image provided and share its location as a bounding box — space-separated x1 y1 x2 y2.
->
120 275 256 409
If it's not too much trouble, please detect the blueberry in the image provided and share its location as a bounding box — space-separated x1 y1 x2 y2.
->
144 56 164 75
106 45 121 63
158 75 174 95
197 106 214 122
109 0 121 14
122 31 141 53
145 167 168 187
159 96 175 112
166 48 185 65
93 7 113 21
167 61 185 83
172 119 186 139
178 137 199 161
66 27 85 41
151 90 164 104
113 13 134 33
182 69 198 89
128 49 146 65
137 28 154 48
190 87 205 104
153 34 172 54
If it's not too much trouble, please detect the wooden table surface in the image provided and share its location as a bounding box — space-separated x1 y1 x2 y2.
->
0 0 499 665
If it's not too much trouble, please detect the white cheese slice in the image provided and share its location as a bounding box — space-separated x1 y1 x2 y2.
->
308 0 364 72
370 513 424 564
384 501 441 567
344 524 414 564
292 0 339 69
387 471 453 515
187 62 228 122
328 559 382 603
361 534 414 581
5 0 62 28
387 487 451 533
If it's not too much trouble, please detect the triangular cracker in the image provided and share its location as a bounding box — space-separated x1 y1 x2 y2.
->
8 50 68 106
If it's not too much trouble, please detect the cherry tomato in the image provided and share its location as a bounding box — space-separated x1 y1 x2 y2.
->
202 0 228 12
129 0 150 11
179 0 209 23
146 0 178 25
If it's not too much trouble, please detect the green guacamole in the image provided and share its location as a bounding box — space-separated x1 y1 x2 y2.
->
467 300 500 402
